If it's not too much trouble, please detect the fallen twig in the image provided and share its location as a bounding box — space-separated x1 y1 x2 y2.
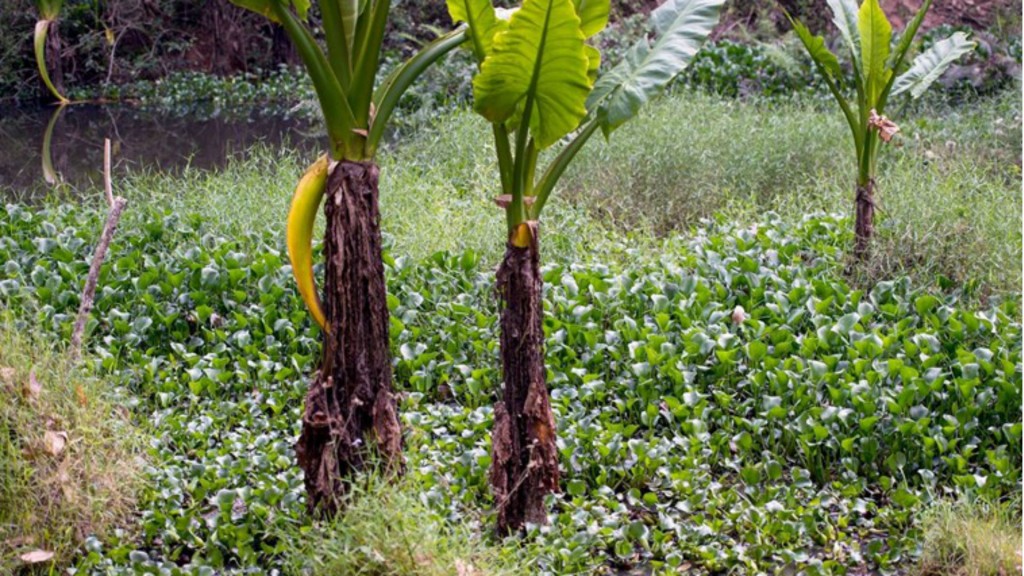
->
70 139 126 360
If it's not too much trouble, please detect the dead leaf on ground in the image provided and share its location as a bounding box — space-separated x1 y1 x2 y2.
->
43 430 68 456
75 384 88 406
25 368 42 399
19 549 55 564
0 366 15 385
455 559 479 576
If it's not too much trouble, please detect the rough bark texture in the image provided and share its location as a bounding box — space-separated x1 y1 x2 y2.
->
295 160 402 516
491 224 559 535
854 179 876 260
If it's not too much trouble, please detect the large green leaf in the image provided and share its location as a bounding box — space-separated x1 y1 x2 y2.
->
891 32 975 98
571 0 610 38
472 0 591 149
789 16 842 80
826 0 860 61
446 0 506 61
587 0 723 135
858 0 892 106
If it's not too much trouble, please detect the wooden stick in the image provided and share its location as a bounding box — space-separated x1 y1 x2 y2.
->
70 138 126 360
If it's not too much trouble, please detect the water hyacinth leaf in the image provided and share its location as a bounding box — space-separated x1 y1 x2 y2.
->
472 0 592 149
857 0 892 106
891 32 976 98
587 0 724 135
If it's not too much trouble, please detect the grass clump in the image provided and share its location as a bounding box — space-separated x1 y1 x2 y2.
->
0 325 143 572
284 474 519 576
916 498 1022 576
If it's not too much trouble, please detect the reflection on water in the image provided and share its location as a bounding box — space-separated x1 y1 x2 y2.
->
0 104 325 201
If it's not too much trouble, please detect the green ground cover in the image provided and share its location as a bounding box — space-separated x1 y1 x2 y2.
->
0 87 1020 574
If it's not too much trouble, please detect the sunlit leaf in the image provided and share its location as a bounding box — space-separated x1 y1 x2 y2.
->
472 0 592 149
892 32 975 98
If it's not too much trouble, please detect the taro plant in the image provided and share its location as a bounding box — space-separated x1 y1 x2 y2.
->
34 0 68 104
786 0 974 259
448 0 723 533
227 0 467 513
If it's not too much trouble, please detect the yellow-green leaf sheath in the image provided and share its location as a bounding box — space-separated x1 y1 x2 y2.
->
287 155 329 331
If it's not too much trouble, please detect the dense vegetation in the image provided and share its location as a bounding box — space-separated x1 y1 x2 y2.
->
1 80 1020 572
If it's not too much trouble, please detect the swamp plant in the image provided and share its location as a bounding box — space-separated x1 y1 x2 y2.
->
227 0 467 513
786 0 974 258
449 0 724 532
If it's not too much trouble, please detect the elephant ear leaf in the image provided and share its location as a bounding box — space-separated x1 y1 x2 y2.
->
788 15 842 81
858 0 893 107
891 32 975 98
472 0 592 149
587 0 724 136
826 0 860 62
571 0 610 38
447 0 506 61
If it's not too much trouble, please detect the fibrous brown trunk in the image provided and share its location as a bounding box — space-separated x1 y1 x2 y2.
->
296 160 403 516
854 179 876 260
491 224 559 535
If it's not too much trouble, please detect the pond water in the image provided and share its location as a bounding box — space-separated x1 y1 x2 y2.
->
0 104 325 202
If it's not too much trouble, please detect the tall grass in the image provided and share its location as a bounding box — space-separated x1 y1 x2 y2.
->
0 324 144 572
281 473 521 576
110 87 1020 296
915 498 1022 576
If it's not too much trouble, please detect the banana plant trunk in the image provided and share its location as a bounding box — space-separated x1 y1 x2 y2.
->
296 160 403 515
854 178 876 260
491 224 559 534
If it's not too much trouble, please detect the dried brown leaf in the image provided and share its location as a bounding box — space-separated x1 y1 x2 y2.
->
19 549 55 564
43 430 68 456
868 109 900 143
25 368 42 399
455 559 479 576
0 366 15 385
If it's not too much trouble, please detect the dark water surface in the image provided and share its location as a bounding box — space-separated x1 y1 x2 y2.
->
0 104 324 202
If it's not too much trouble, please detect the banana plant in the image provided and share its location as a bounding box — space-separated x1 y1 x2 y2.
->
786 0 974 259
34 0 69 104
448 0 723 533
228 0 467 514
